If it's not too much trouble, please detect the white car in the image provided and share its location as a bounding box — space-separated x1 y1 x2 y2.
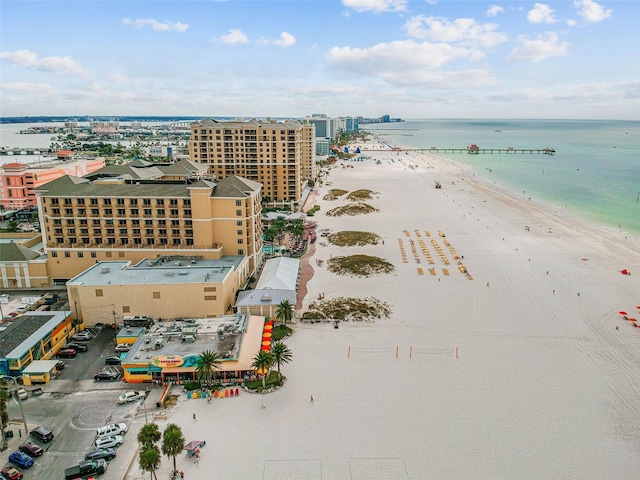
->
117 390 147 404
72 331 93 341
96 422 128 438
16 388 28 401
114 343 131 352
94 435 124 449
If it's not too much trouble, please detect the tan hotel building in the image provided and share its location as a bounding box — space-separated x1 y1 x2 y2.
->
34 159 264 284
189 119 315 204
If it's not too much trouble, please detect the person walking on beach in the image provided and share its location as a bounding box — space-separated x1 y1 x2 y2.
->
310 395 314 403
193 412 196 421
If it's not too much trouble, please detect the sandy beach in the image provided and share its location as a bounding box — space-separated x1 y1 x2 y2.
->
125 144 640 479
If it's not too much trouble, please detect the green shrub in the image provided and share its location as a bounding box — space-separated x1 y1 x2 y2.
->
184 381 201 391
272 324 292 341
244 371 281 392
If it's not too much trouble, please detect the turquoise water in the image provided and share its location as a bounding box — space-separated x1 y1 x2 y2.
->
364 119 640 234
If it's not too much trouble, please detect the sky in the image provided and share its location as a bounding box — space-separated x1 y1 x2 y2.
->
1 0 639 120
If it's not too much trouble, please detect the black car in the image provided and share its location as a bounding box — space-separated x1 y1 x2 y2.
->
84 447 116 461
30 426 54 442
19 442 44 457
64 342 88 352
94 370 120 381
104 356 122 366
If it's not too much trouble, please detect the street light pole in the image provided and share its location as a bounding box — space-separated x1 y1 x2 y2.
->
1 376 28 436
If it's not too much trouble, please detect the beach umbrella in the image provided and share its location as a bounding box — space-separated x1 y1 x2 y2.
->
619 311 627 315
261 345 271 351
629 318 637 322
263 332 272 338
262 341 271 346
636 306 640 309
263 325 273 331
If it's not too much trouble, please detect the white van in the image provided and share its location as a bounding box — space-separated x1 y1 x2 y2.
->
96 422 128 438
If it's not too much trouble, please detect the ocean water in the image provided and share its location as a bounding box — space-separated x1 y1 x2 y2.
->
363 119 640 235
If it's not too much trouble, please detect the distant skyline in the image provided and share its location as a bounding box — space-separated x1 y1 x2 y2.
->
1 0 638 120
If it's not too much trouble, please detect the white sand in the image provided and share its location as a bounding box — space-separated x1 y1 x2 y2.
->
126 145 640 480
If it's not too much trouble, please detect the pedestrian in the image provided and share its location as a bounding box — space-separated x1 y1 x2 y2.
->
193 412 196 421
180 472 184 480
553 289 555 294
195 452 200 464
310 395 314 403
486 282 489 287
18 428 21 438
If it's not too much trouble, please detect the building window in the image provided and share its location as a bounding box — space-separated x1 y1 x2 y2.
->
91 252 97 258
237 229 243 235
186 239 193 246
51 252 57 258
106 252 112 258
204 287 217 292
77 252 83 258
64 251 70 258
95 289 103 297
236 210 242 216
238 249 244 255
153 292 161 299
236 200 242 206
236 221 243 226
204 296 217 301
237 239 243 244
122 306 131 313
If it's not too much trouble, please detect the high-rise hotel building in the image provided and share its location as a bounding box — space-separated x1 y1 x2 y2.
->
34 159 263 284
189 119 315 203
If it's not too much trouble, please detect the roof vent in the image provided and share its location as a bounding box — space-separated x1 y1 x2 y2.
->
101 267 111 274
179 271 189 276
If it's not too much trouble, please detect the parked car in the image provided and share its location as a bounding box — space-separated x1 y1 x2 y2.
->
16 388 28 400
18 442 44 457
8 451 34 469
93 323 105 331
56 348 77 358
114 343 130 352
71 331 93 341
55 360 66 370
64 342 88 352
84 447 116 461
117 390 147 404
94 370 121 382
94 435 124 449
1 465 23 480
96 423 128 437
105 356 122 366
30 425 54 442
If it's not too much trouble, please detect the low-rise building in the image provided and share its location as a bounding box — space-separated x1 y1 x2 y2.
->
66 256 247 326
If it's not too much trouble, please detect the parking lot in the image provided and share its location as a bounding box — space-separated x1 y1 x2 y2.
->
2 326 161 480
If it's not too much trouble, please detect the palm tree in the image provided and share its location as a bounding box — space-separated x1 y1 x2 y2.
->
270 342 293 385
272 217 286 245
137 422 161 447
275 299 294 325
0 380 9 450
139 444 161 480
251 351 274 390
195 350 221 386
162 423 185 475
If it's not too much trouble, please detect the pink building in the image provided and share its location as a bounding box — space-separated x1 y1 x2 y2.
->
0 158 106 210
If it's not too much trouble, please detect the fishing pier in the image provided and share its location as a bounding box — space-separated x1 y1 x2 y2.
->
362 145 555 155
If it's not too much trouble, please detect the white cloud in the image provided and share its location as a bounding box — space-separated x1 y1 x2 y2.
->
0 49 89 76
527 3 556 24
573 0 612 23
122 17 189 32
342 0 408 13
326 39 474 82
220 29 249 44
405 16 508 48
265 32 296 47
486 5 504 17
107 72 129 84
507 32 570 62
1 82 54 95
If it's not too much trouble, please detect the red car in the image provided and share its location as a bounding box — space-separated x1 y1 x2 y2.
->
1 465 23 480
56 348 77 358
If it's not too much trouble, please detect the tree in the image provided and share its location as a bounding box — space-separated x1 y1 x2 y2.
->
275 299 294 325
289 219 305 242
270 342 293 385
6 220 19 232
251 351 274 390
195 349 221 385
137 422 161 447
0 379 9 450
272 217 286 244
139 444 161 480
162 423 185 474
